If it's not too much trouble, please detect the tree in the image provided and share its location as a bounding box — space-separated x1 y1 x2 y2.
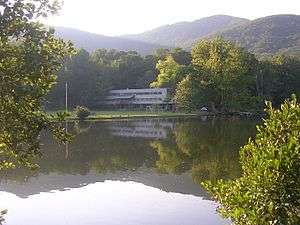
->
136 54 158 88
154 48 170 60
188 37 260 111
150 55 185 94
169 48 192 66
47 49 107 109
270 55 300 106
89 49 157 90
0 0 74 170
203 95 300 225
75 106 91 121
115 51 147 88
174 73 205 110
0 210 6 225
174 38 262 111
256 55 300 108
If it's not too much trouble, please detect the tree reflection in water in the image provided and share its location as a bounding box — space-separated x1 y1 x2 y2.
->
153 118 257 185
0 118 257 198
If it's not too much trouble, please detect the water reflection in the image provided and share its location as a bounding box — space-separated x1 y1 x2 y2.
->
108 120 174 139
0 117 257 225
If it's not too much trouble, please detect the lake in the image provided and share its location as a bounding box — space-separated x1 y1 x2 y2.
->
0 117 257 225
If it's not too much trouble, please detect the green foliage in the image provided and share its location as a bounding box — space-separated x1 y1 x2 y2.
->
0 0 74 169
46 37 299 113
46 49 159 109
90 49 158 90
174 75 195 110
254 54 300 111
174 74 205 110
0 210 7 225
203 96 300 225
150 48 193 96
169 48 192 65
47 49 107 109
75 106 91 120
174 38 260 111
150 55 181 90
174 38 300 112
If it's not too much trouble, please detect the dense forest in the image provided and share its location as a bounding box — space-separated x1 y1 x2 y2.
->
46 37 300 112
46 47 189 109
46 49 158 108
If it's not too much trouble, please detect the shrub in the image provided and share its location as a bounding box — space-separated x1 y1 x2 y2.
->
203 95 300 225
74 106 91 120
0 210 7 225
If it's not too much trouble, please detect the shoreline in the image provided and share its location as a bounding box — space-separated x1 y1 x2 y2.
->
49 110 263 121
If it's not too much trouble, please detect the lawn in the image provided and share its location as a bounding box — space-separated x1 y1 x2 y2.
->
49 110 199 120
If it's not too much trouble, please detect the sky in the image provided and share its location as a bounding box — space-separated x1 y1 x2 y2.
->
44 0 300 36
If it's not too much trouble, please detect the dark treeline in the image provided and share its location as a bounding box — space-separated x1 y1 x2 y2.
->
46 47 189 109
46 38 300 111
46 49 157 109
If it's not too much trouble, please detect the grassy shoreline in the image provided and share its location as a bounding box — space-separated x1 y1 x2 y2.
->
49 110 200 121
48 110 262 121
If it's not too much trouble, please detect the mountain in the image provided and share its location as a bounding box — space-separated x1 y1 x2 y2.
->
124 14 300 56
54 14 300 57
123 15 249 47
215 15 300 56
54 27 164 55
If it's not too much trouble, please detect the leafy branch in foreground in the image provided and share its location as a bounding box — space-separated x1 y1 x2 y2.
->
203 95 300 225
0 210 7 225
0 0 75 170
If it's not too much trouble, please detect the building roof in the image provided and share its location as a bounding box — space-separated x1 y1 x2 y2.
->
109 88 167 93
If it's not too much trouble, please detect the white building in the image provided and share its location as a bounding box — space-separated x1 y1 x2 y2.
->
104 88 172 107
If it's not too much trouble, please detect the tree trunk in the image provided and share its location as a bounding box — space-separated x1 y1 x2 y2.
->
210 102 217 113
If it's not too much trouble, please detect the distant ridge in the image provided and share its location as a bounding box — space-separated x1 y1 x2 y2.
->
214 14 300 56
54 27 165 55
54 14 300 56
123 14 300 56
123 15 249 47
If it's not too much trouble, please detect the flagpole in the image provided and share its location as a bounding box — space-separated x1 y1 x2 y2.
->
65 82 68 113
65 81 69 159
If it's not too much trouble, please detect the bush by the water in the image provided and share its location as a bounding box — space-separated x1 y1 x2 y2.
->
0 210 7 225
203 95 300 225
75 106 91 120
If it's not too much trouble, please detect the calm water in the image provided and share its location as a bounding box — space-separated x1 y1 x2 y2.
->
0 117 257 225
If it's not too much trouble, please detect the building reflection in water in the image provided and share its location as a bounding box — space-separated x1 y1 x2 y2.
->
0 118 257 225
109 119 174 139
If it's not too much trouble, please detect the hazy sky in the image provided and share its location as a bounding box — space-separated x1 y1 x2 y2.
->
44 0 300 36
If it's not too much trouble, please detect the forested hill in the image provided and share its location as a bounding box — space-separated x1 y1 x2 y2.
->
54 14 300 56
123 14 300 56
215 15 300 56
54 27 164 55
123 15 249 47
